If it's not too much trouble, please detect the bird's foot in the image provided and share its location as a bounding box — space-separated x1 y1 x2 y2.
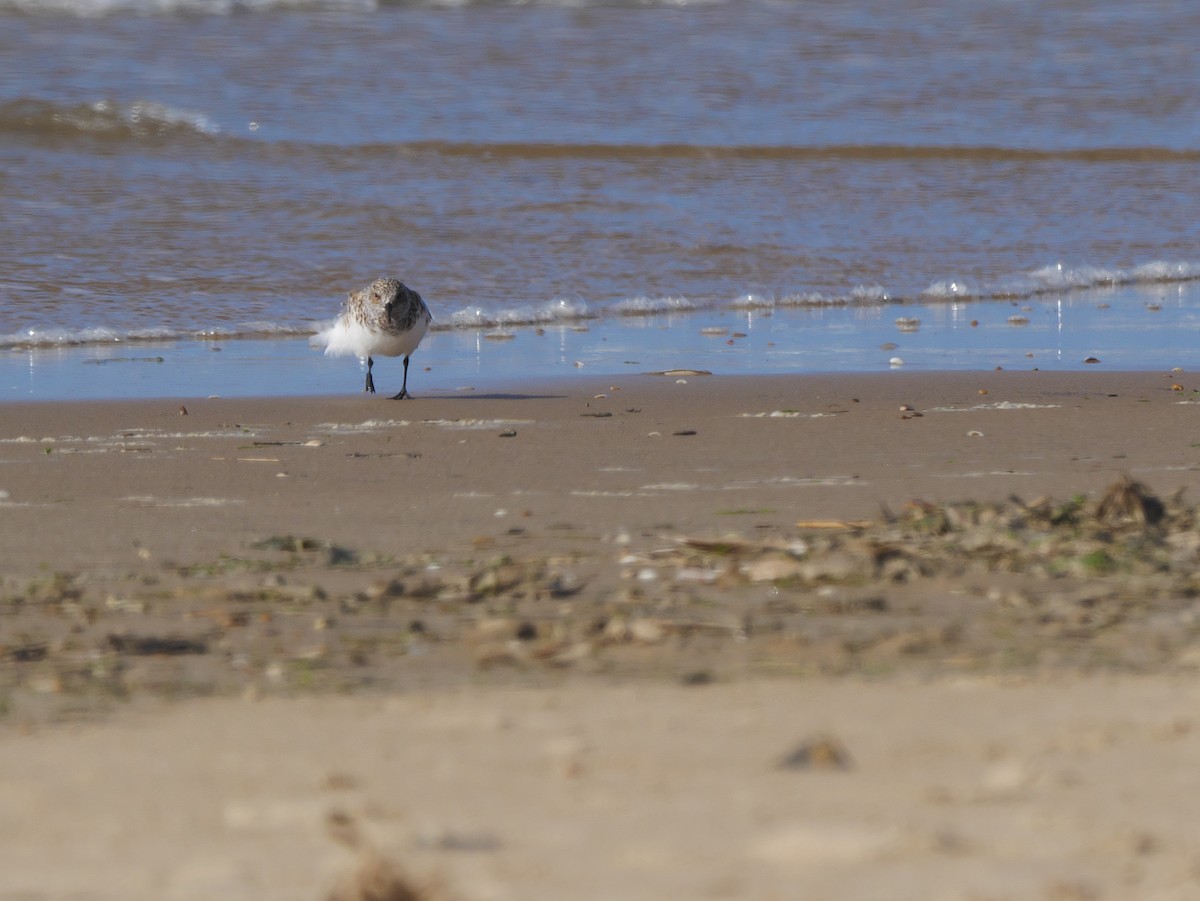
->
389 389 412 400
364 374 376 394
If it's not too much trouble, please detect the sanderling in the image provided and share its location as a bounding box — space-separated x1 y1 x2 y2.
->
313 277 432 399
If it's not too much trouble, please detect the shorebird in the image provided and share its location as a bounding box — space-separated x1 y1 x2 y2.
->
313 277 432 399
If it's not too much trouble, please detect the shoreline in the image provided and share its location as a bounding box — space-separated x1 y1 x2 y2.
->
6 278 1200 402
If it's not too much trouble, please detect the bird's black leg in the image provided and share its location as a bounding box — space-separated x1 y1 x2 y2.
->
364 356 376 394
389 355 412 400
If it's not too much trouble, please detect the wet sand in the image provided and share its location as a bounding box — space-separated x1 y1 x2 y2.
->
3 370 1200 899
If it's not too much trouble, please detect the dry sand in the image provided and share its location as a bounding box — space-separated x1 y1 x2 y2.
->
3 370 1200 899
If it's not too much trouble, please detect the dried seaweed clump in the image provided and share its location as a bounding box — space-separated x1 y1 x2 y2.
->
324 810 449 901
661 477 1194 591
1095 475 1165 526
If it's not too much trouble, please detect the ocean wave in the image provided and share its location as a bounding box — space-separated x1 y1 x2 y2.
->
443 297 593 329
0 98 218 141
6 100 1199 165
1 0 372 14
612 296 701 316
726 286 895 310
849 283 890 303
0 323 311 350
364 141 1200 164
5 259 1199 350
3 0 742 14
923 260 1200 305
727 293 778 310
921 278 982 300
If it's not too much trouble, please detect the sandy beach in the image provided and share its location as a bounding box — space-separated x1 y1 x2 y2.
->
4 369 1200 899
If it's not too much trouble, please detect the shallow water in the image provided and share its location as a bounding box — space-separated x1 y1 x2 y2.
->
2 0 1198 399
6 282 1197 401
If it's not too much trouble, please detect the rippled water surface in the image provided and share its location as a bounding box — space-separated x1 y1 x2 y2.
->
2 0 1198 398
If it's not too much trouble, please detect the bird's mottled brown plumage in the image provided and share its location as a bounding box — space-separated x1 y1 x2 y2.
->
314 277 432 399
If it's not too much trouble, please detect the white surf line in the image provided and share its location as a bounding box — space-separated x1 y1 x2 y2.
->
422 418 534 430
931 471 1039 479
121 496 244 507
314 419 413 433
0 428 266 445
0 489 46 507
736 410 845 419
570 489 653 498
46 446 157 455
571 474 864 498
723 475 865 489
924 401 1062 413
116 427 270 439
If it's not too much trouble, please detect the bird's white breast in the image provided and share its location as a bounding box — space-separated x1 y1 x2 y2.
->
313 314 429 361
